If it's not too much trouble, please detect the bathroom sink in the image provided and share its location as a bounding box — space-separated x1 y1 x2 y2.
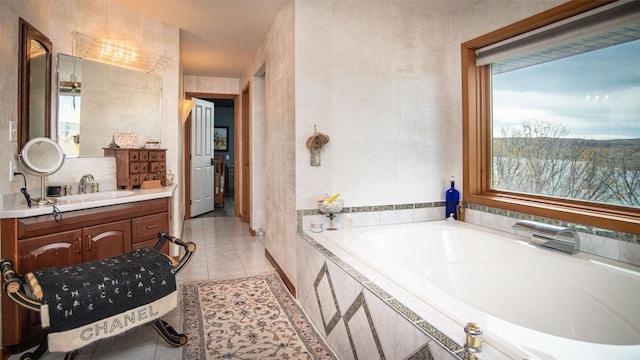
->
55 190 136 204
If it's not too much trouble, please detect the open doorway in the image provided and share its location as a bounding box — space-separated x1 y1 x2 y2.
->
184 92 239 219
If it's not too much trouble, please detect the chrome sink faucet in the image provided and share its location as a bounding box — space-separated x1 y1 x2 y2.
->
78 174 95 194
513 220 580 254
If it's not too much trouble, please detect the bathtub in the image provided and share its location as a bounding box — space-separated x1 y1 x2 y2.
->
308 220 640 359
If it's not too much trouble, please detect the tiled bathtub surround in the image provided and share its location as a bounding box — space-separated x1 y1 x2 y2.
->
296 232 490 360
298 201 446 232
295 201 639 359
296 207 636 360
297 201 640 267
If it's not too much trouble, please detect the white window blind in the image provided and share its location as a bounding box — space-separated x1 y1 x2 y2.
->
476 0 640 74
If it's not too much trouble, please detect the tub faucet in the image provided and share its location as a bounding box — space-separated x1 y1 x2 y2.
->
78 174 95 194
512 220 580 254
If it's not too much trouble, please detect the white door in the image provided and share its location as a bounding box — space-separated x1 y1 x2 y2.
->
190 98 215 217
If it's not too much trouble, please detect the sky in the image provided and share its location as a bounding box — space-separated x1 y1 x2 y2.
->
492 39 640 140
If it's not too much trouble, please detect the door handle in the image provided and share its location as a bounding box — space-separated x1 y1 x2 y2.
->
85 234 92 251
75 237 82 254
211 158 214 165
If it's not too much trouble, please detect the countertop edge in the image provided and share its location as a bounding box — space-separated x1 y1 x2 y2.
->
0 184 177 219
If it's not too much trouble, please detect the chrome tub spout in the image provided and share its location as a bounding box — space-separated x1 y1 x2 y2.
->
512 220 580 254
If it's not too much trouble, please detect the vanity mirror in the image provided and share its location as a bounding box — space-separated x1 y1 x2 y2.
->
57 54 162 157
18 137 65 205
18 18 52 152
20 137 65 174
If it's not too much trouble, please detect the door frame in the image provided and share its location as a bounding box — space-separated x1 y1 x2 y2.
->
241 84 251 224
184 92 239 219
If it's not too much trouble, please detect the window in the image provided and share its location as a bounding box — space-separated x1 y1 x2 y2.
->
57 94 81 157
491 38 640 208
462 1 640 233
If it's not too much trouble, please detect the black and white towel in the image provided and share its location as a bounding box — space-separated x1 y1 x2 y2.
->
32 247 177 352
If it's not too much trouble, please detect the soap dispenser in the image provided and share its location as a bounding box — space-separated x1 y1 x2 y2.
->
445 176 460 220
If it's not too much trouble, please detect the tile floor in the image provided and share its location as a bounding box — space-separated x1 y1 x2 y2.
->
8 215 274 360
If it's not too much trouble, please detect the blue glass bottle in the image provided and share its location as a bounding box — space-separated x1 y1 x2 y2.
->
445 176 460 220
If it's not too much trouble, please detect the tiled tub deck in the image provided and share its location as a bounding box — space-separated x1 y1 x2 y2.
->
295 203 640 360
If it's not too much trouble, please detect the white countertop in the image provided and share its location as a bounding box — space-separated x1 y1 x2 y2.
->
0 184 176 219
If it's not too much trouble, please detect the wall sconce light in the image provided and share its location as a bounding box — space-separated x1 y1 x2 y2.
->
181 99 195 123
72 32 170 73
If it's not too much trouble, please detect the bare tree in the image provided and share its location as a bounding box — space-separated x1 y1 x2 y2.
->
605 148 640 206
493 119 639 207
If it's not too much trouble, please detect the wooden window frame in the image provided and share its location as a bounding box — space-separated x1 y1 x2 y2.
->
461 0 639 234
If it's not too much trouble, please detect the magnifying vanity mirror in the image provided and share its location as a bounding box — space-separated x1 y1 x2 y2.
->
18 137 65 205
57 54 162 157
18 18 52 152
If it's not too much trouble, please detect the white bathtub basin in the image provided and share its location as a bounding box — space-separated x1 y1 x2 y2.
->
311 220 640 360
54 190 135 204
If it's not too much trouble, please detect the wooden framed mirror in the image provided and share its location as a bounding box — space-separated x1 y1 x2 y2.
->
18 18 52 152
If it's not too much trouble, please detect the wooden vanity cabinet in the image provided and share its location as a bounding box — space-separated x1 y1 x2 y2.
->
104 148 167 189
17 220 133 271
18 230 83 271
81 220 132 261
1 198 170 350
132 213 169 251
12 221 131 348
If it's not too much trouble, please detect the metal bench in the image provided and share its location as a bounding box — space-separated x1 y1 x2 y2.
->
2 231 196 360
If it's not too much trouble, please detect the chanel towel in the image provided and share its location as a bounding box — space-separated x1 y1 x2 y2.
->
31 247 177 352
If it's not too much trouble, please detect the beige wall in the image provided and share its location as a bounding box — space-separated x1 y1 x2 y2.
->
250 74 267 233
48 0 182 235
0 0 569 328
0 0 54 347
243 1 296 285
184 76 240 94
295 1 457 209
241 0 567 289
0 1 182 235
265 3 297 286
0 0 181 344
0 1 51 196
294 0 565 210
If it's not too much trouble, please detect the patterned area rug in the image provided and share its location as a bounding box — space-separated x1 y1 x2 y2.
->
181 272 336 359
